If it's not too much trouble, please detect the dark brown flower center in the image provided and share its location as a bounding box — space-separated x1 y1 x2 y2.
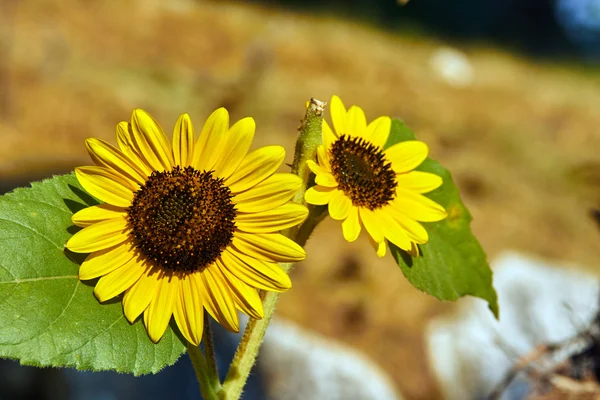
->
329 135 396 210
127 166 236 273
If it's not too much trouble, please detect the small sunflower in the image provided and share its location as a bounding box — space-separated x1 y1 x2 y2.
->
66 108 307 345
304 95 447 257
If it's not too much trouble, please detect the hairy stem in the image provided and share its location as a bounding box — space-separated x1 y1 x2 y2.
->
203 313 221 393
219 98 326 400
187 342 220 400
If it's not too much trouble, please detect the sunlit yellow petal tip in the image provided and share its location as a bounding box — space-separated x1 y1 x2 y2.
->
173 113 194 167
385 141 429 174
331 95 345 112
130 108 174 172
330 95 347 135
370 239 386 258
368 116 392 148
204 108 230 130
345 105 367 137
341 207 360 242
68 107 305 344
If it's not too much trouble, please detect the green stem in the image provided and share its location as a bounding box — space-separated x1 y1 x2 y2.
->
294 205 327 250
187 342 220 400
291 98 326 202
219 288 283 400
219 98 326 400
203 313 221 394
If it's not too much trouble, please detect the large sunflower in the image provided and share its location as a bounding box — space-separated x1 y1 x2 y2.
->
304 95 446 257
66 108 307 345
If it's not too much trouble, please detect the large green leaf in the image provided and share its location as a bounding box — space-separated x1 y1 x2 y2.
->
386 120 499 317
0 174 185 374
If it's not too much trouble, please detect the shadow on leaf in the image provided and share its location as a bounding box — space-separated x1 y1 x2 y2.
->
66 225 81 236
398 248 414 268
64 248 86 265
66 184 99 210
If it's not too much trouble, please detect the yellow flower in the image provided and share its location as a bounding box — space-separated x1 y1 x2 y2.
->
304 96 446 257
66 109 307 345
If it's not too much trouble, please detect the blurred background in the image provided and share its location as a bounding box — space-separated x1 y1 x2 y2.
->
2 0 600 399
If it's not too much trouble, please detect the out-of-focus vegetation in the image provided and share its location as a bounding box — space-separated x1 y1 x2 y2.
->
250 0 577 56
1 1 600 398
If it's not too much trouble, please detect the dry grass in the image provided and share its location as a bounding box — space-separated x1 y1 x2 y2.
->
2 0 600 398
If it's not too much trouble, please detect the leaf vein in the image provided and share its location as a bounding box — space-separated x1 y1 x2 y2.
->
0 218 62 249
57 315 126 357
42 280 81 345
0 262 16 280
0 275 78 284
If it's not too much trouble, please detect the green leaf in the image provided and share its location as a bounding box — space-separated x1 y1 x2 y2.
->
386 120 499 317
0 174 185 374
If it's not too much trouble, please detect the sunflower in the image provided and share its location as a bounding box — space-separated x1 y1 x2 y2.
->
66 108 307 345
304 95 447 257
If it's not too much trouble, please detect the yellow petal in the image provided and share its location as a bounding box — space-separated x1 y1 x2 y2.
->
328 190 352 220
115 121 153 176
307 160 337 187
212 117 255 180
378 210 412 252
94 257 148 302
384 141 428 173
199 266 239 332
330 95 347 135
396 171 443 194
409 242 420 257
143 272 178 343
131 109 174 172
219 265 264 319
226 145 285 193
304 186 337 205
306 159 329 176
341 206 360 242
193 108 229 172
67 217 129 253
359 208 385 243
220 248 291 292
315 173 338 187
172 113 195 167
366 116 391 148
393 189 447 222
346 106 367 138
75 166 134 208
173 273 204 346
316 144 332 171
72 204 127 227
232 232 306 262
86 138 147 186
387 207 429 243
234 173 302 213
123 267 161 323
322 121 337 151
368 235 387 258
78 239 136 280
236 203 308 233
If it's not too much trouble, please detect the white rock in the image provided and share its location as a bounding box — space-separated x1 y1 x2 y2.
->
259 319 402 400
429 47 474 88
426 251 599 400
